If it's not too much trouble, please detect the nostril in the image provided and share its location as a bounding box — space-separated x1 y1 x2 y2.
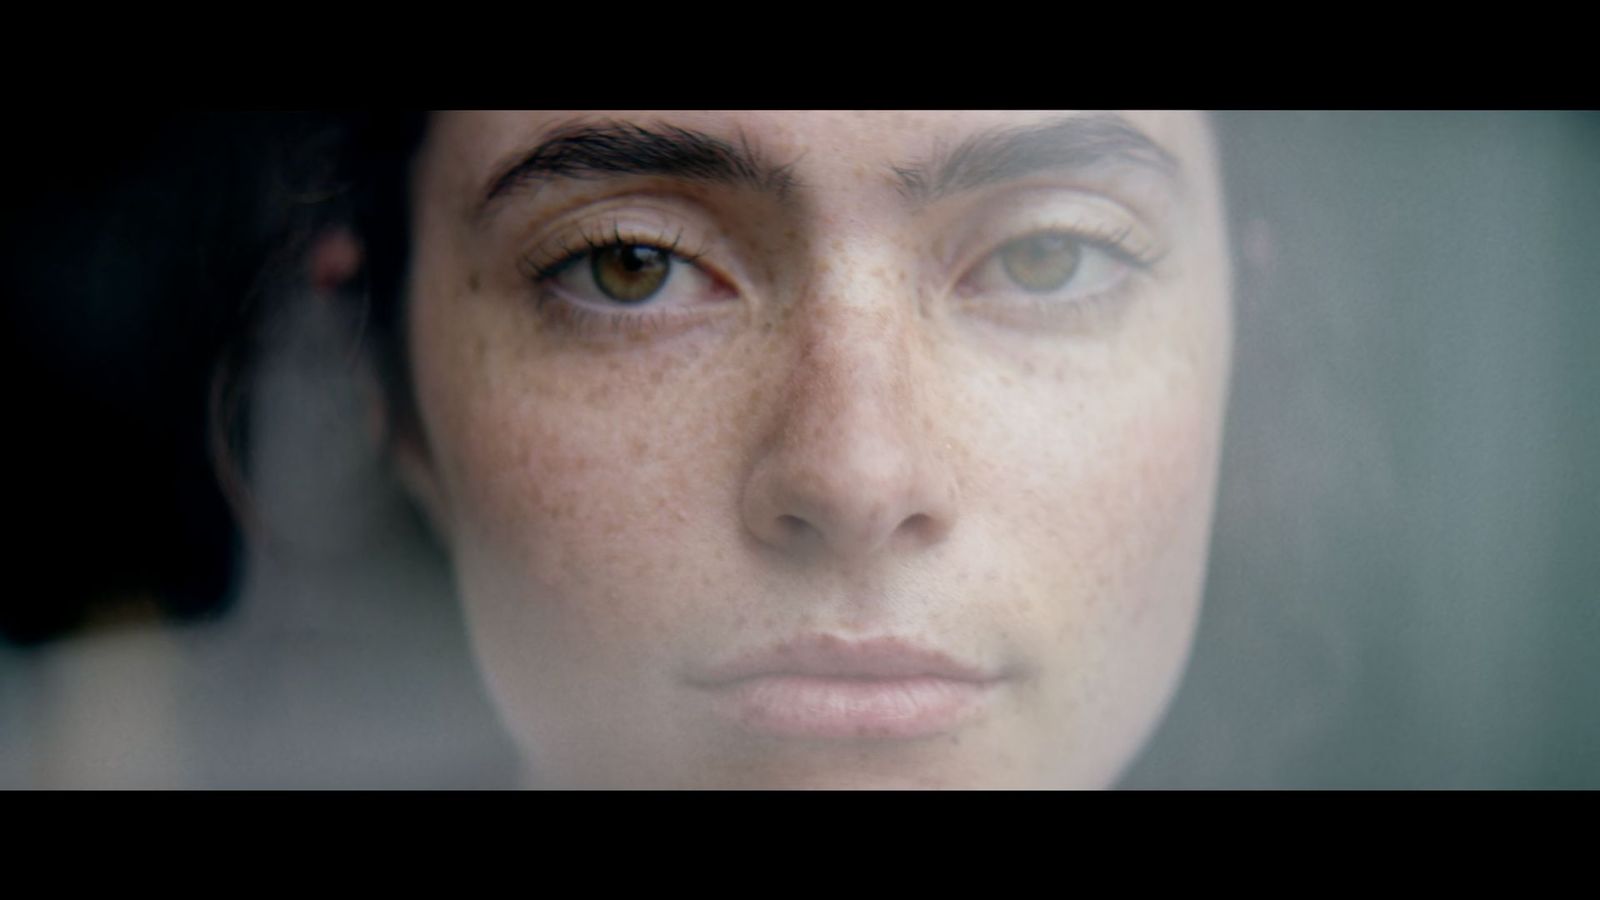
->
740 419 960 560
770 513 823 555
899 512 941 542
756 498 952 558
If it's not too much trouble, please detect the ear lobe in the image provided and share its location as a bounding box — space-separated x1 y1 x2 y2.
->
308 227 364 296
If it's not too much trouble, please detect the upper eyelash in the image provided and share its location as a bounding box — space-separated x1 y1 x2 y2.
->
1025 221 1163 270
516 217 1158 301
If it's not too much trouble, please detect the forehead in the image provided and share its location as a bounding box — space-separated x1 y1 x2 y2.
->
419 110 1214 208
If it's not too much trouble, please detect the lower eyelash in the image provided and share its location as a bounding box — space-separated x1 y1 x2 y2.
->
535 294 674 336
531 281 730 343
959 274 1139 334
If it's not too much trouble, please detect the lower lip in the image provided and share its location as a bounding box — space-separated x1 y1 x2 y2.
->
708 675 994 739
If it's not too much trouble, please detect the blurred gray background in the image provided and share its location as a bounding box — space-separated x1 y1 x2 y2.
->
1124 111 1600 788
3 111 1596 788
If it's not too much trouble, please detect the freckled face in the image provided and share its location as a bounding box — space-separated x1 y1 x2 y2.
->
402 111 1231 788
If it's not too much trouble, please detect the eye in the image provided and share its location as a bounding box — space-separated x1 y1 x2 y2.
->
997 233 1084 292
543 240 726 309
964 230 1139 303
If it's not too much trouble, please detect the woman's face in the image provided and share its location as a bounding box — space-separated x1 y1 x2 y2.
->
400 111 1231 788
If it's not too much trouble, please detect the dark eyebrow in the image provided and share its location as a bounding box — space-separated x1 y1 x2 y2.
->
478 120 798 217
891 113 1182 205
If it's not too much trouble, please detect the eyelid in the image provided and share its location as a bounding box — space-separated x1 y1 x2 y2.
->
943 186 1165 279
514 205 742 343
520 219 711 286
941 189 1168 334
511 193 739 279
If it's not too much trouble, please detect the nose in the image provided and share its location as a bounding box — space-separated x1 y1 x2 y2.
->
740 301 959 565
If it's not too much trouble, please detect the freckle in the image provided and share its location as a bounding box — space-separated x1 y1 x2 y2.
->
468 271 481 292
584 380 612 405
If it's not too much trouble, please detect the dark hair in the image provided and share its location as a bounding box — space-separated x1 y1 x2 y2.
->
210 113 429 528
2 112 429 642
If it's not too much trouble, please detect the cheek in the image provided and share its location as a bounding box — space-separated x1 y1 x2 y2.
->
1060 380 1215 612
985 330 1222 617
985 368 1216 689
438 354 735 640
414 333 755 779
971 298 1226 782
409 279 783 676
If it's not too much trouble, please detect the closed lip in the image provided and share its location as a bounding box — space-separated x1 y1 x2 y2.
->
690 635 1006 740
693 634 1001 685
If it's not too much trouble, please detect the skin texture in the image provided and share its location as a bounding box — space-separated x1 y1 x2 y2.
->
395 111 1232 788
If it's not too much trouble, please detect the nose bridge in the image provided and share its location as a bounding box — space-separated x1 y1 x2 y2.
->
742 272 956 563
788 294 915 445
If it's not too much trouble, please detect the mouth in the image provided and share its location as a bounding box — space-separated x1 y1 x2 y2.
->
690 635 1006 740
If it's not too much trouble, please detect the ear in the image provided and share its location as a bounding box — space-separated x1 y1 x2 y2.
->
311 227 454 548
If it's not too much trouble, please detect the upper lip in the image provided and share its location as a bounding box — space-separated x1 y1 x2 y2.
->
692 635 1001 685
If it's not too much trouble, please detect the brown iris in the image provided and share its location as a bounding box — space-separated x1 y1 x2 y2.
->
998 234 1081 293
592 244 671 303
